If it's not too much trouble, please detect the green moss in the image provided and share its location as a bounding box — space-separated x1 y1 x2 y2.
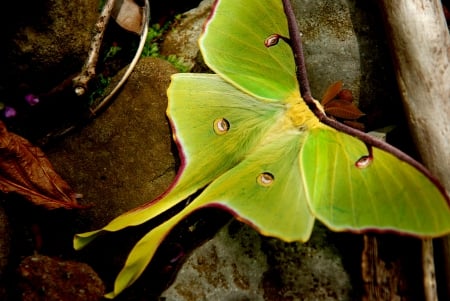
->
141 17 190 72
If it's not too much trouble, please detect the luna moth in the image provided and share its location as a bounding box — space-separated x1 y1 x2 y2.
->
74 0 450 298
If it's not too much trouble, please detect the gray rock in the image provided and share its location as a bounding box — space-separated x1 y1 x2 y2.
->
261 225 352 301
295 0 399 125
47 57 178 229
293 0 361 101
161 221 352 301
161 221 269 301
161 0 215 71
3 0 99 86
17 254 105 301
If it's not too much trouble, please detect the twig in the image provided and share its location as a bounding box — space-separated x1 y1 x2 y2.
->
422 238 438 301
72 0 115 96
281 0 311 100
378 1 450 300
90 0 150 116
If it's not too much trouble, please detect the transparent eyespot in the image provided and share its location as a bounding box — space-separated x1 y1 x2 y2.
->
355 155 372 168
264 34 280 47
257 172 274 187
213 118 230 135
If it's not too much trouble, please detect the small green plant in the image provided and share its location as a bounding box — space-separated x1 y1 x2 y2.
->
166 54 190 72
98 0 107 11
141 23 168 57
88 74 111 104
141 18 190 72
104 44 122 60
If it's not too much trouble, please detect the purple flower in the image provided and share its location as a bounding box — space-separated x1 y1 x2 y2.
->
4 106 17 118
25 93 40 106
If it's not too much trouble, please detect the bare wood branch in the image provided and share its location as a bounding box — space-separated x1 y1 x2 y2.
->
72 0 115 96
90 0 150 116
378 1 450 300
422 238 437 301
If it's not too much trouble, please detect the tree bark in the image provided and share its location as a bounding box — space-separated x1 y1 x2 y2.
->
378 1 450 300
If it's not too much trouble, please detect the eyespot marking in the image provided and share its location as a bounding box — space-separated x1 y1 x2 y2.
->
213 118 230 135
355 155 372 168
257 172 274 187
264 34 280 47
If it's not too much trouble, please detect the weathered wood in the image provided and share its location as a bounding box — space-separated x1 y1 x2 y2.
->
72 0 115 95
378 0 450 186
378 1 450 300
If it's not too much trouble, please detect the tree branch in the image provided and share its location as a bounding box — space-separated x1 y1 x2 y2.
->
72 0 115 96
378 1 450 300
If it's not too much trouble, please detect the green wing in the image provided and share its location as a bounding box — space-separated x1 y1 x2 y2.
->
77 73 292 297
74 0 450 298
200 0 298 102
74 73 285 247
102 205 194 299
103 125 316 298
195 130 315 242
300 128 450 236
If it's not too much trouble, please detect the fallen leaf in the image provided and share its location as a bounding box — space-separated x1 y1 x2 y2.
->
343 120 366 132
0 121 84 209
336 88 353 102
324 98 365 120
320 81 342 106
320 81 366 130
112 0 144 34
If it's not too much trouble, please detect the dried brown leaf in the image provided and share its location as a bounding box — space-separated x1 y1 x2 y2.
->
320 81 342 106
343 120 366 131
325 98 365 120
336 89 353 103
112 0 144 34
0 121 83 209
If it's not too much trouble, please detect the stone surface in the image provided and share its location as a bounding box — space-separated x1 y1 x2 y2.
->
17 254 104 301
161 220 270 301
1 0 99 88
293 0 361 102
261 227 353 301
291 0 401 131
47 57 178 229
161 221 352 301
160 0 215 71
290 0 400 123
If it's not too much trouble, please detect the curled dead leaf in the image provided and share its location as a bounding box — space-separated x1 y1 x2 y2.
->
112 0 144 34
336 89 353 102
321 81 366 131
343 120 366 132
325 98 365 120
0 121 84 209
320 81 343 106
